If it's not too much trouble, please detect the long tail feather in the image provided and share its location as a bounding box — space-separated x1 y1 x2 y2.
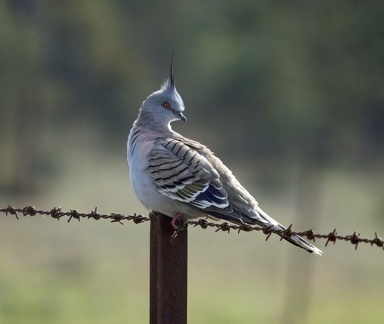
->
255 207 323 255
277 227 323 255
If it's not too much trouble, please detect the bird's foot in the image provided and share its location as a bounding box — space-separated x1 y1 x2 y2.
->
170 213 187 240
171 213 184 230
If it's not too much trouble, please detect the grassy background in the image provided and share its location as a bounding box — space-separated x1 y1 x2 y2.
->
1 3 383 321
1 137 383 324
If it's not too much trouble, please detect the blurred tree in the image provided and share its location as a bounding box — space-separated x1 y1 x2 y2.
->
0 0 47 194
0 0 383 193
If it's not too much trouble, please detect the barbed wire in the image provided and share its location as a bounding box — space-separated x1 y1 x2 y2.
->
1 205 383 251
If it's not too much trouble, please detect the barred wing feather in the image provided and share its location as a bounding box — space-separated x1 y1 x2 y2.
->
148 138 229 209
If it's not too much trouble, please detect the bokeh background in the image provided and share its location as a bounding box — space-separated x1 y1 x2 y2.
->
1 1 384 323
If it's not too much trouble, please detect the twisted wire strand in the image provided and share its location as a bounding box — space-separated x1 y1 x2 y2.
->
1 205 383 251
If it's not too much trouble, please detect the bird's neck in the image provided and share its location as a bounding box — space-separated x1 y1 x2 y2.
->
134 113 173 135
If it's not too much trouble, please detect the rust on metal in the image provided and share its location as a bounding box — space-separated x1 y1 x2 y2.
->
1 205 383 250
150 212 187 324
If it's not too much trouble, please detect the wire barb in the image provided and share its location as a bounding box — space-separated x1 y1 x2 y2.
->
1 205 383 251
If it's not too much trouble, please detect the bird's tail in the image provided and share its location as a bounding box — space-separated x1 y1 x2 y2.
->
208 206 323 255
276 226 323 255
256 208 323 255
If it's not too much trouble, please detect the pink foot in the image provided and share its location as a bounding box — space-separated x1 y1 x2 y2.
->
171 213 183 229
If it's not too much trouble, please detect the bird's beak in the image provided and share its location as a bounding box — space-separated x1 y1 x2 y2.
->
178 112 187 122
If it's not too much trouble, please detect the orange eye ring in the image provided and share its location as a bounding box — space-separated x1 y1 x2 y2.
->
162 102 171 109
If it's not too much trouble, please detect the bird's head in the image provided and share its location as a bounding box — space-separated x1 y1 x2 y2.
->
138 58 187 130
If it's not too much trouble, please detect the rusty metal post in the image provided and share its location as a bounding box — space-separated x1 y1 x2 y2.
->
150 212 187 324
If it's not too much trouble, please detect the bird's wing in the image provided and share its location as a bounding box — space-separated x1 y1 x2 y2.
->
148 138 230 209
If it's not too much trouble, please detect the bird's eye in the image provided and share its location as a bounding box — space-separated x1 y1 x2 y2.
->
162 102 171 109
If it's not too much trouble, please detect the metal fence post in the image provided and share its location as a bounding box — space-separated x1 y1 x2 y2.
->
150 212 187 324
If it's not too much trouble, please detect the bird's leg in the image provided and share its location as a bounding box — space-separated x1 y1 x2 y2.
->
171 213 184 230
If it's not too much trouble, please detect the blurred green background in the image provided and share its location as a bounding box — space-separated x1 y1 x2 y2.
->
1 1 383 323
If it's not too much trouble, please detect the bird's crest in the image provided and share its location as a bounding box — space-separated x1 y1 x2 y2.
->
162 53 175 91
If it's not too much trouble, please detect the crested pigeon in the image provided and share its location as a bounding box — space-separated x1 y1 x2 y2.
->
127 60 322 255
